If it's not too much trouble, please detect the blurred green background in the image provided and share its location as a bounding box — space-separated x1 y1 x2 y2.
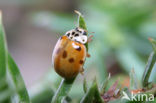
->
1 0 156 102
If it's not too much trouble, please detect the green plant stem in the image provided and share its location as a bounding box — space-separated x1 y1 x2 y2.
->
83 78 88 93
142 51 156 88
51 78 75 103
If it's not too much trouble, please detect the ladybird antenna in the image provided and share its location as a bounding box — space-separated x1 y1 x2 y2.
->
85 30 95 34
89 32 95 34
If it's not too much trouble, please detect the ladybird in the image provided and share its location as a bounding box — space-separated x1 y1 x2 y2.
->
52 27 93 79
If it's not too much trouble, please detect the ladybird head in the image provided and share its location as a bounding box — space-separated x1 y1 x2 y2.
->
65 27 87 44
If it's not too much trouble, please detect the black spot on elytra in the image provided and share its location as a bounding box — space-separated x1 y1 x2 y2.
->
79 60 84 64
75 34 79 37
76 46 81 51
70 37 73 39
79 31 82 33
68 58 74 63
62 50 67 58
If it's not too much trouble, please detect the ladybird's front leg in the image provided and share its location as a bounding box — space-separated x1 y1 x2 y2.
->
86 53 90 57
86 35 93 58
80 67 84 75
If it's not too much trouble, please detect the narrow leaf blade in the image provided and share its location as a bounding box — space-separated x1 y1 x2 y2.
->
142 38 156 88
100 73 111 94
130 69 140 90
142 51 156 88
80 78 103 103
83 78 88 93
149 38 156 53
7 54 30 103
0 11 7 89
0 11 10 103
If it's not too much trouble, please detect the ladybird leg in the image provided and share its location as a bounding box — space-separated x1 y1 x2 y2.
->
87 35 93 43
80 67 84 75
86 52 91 58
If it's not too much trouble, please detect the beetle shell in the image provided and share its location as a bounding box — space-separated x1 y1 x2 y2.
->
52 35 86 79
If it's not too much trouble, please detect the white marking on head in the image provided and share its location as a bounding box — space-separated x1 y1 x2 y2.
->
74 36 87 44
65 27 87 44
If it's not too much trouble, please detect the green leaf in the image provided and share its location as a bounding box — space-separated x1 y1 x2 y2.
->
149 38 156 53
0 11 10 103
130 69 140 90
75 10 88 51
142 51 156 88
51 78 75 103
0 11 8 90
100 73 111 94
7 54 30 103
83 78 88 93
75 11 87 30
80 78 103 103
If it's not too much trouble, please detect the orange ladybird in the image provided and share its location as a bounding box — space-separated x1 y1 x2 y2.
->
52 27 92 79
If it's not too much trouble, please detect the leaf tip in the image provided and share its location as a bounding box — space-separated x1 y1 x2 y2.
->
74 10 82 16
